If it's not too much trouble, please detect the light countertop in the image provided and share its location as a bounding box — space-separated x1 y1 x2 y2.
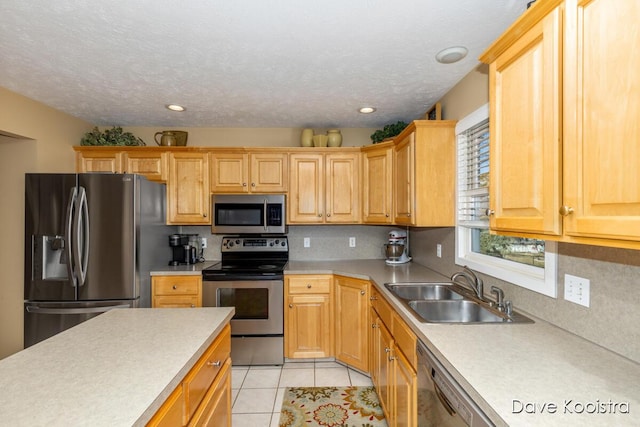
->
0 307 234 426
286 260 640 427
150 261 216 276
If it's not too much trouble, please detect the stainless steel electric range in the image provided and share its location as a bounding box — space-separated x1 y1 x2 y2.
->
202 236 287 365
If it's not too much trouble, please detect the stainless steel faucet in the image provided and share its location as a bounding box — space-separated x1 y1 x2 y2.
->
451 266 484 301
491 286 505 311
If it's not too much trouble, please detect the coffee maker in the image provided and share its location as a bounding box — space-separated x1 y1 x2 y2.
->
384 229 411 265
169 234 198 266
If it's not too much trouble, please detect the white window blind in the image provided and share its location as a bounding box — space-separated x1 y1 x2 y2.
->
457 118 490 229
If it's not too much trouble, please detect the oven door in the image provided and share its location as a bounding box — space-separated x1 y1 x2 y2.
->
203 280 283 335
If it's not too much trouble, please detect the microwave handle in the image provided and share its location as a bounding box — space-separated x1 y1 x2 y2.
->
263 199 268 231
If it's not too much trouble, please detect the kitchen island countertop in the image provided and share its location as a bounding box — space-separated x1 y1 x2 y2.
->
0 307 234 426
286 260 640 427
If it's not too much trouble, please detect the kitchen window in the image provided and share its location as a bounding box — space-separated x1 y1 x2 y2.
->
455 104 557 298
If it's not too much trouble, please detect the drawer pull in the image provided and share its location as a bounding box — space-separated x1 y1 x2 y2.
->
370 296 377 301
172 285 177 290
207 360 222 367
307 284 312 289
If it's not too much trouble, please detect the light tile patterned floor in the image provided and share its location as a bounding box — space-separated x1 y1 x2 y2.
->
231 359 374 427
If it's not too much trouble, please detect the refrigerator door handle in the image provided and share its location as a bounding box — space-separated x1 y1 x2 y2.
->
25 304 130 315
73 186 90 287
65 187 78 287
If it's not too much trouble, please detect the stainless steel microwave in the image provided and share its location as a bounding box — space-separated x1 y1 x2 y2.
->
211 194 286 234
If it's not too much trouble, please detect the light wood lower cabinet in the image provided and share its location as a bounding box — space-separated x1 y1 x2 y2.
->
334 276 369 372
152 275 202 308
370 287 417 427
147 324 231 427
285 275 334 358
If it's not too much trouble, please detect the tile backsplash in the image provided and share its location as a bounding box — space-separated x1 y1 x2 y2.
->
410 227 640 364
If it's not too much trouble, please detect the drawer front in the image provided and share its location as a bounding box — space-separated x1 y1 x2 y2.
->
188 358 231 427
184 325 231 422
146 385 184 427
153 276 201 295
287 276 331 294
392 313 417 369
153 295 200 308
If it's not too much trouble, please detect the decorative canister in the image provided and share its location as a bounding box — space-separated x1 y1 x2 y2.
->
327 129 342 147
312 134 328 147
300 128 314 147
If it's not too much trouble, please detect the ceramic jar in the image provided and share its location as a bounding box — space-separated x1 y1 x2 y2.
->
312 134 328 147
327 129 342 147
300 128 314 147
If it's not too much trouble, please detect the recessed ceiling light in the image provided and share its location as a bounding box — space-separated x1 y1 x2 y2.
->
435 46 468 64
359 107 377 114
166 104 186 112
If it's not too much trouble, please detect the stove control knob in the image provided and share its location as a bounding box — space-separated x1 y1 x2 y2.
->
235 239 241 245
281 241 286 246
269 241 274 246
228 241 234 247
275 239 280 245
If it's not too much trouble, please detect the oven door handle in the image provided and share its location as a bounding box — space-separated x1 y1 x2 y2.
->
263 198 268 231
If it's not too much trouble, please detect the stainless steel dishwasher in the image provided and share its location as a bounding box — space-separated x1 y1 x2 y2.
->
417 341 494 427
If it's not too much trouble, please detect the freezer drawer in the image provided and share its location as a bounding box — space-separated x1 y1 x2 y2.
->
24 300 135 348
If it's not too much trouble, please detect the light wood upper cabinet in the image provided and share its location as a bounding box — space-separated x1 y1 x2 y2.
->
562 0 640 243
122 151 167 182
210 151 288 193
76 149 121 173
482 1 563 237
167 152 210 224
334 276 369 372
362 142 393 224
289 150 360 224
482 0 640 249
392 121 456 227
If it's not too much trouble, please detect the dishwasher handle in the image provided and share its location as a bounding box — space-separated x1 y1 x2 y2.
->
433 375 457 416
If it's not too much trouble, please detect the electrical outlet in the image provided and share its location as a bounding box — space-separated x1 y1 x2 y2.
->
303 237 311 248
200 237 207 249
564 274 590 307
349 237 356 248
436 244 442 258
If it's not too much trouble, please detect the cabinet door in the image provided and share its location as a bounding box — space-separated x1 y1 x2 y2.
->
188 358 231 427
288 153 324 223
334 277 369 372
563 0 640 242
167 153 210 224
250 152 288 193
393 349 417 427
377 317 394 422
286 294 332 358
362 144 393 224
76 151 121 173
393 133 415 225
210 152 249 193
325 153 360 223
488 6 562 236
121 151 166 182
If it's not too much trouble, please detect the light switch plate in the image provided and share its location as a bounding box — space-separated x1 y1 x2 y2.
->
564 274 590 307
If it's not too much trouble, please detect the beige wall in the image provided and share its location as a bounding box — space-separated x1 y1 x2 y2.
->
0 87 94 358
122 127 375 148
410 67 640 363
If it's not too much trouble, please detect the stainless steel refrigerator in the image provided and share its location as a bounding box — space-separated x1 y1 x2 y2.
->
24 173 176 347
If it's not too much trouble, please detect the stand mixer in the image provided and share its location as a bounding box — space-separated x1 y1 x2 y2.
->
384 230 412 265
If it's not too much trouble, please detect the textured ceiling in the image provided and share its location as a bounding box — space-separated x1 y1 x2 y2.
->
0 0 526 128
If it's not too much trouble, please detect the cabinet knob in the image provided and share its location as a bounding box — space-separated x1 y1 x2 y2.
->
251 183 256 187
407 213 411 217
243 183 247 187
327 213 331 217
385 214 389 217
318 213 323 217
203 213 207 217
172 285 177 290
307 284 312 288
289 304 293 308
559 206 574 216
190 304 195 308
384 347 391 353
371 323 377 329
207 360 222 367
485 209 495 216
388 355 396 362
360 290 365 295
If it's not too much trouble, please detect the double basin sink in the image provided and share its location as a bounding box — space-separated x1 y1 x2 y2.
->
384 282 533 324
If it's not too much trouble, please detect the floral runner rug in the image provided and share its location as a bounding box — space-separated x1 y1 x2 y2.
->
279 386 388 427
